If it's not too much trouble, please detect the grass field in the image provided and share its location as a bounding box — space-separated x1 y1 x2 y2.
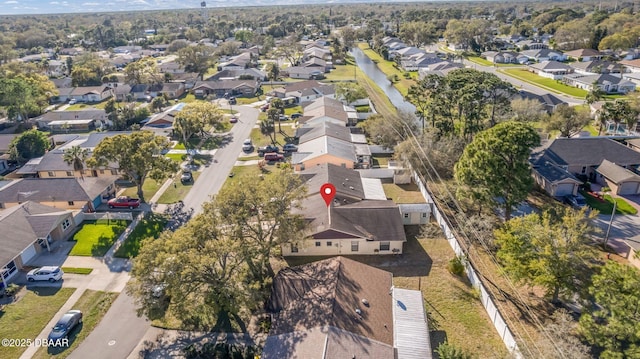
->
68 220 128 256
500 69 588 98
249 126 296 148
114 213 167 258
157 172 201 204
223 165 287 193
581 191 638 215
121 178 162 201
32 290 118 359
60 267 93 275
382 183 427 204
0 287 75 359
466 56 493 66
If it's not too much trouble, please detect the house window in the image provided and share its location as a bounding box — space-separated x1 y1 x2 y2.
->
111 169 118 175
100 170 105 174
422 213 428 218
581 166 587 174
327 241 332 247
61 219 71 231
67 201 74 206
66 171 73 176
351 241 359 252
0 203 3 209
290 244 298 253
315 241 321 247
404 213 409 218
48 171 55 177
380 242 391 251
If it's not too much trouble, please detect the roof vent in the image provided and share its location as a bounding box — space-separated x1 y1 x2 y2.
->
361 299 370 307
349 186 354 190
355 308 362 315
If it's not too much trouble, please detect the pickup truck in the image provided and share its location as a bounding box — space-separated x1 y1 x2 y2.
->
108 196 141 209
258 145 279 156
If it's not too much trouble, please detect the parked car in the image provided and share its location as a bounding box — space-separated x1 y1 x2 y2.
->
108 196 141 209
564 194 587 209
48 310 82 342
68 99 77 105
258 145 279 156
181 171 193 183
283 144 298 152
264 152 285 162
290 113 302 119
229 116 238 123
27 266 64 282
242 139 254 152
228 97 237 105
278 115 289 121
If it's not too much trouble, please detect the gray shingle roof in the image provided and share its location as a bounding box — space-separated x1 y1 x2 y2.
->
0 202 71 266
0 176 117 204
299 163 365 202
294 136 356 164
596 159 640 183
297 121 351 144
545 138 640 167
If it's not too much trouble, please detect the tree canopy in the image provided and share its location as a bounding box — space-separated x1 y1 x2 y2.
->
62 145 89 177
579 261 640 358
177 44 216 80
495 207 598 303
9 129 50 163
544 104 591 138
173 101 224 146
129 168 306 328
87 131 177 202
335 82 367 105
454 121 539 220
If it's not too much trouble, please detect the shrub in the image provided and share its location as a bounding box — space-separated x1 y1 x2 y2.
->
447 256 466 277
436 341 473 359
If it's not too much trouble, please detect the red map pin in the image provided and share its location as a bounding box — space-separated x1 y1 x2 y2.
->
320 183 336 207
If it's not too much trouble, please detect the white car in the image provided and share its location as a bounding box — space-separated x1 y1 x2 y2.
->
68 99 77 105
242 139 254 152
27 266 64 282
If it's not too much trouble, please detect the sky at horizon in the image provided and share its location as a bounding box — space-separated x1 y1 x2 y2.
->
0 0 453 16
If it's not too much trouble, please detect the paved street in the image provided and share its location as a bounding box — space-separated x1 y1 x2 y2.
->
181 103 260 215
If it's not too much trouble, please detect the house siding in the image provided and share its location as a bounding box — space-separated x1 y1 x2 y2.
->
294 154 354 171
282 238 404 256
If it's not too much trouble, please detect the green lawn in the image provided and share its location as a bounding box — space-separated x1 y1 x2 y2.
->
175 93 197 104
500 69 588 98
60 267 93 275
121 178 162 201
250 126 296 148
0 287 75 358
114 213 168 258
284 105 303 116
32 290 118 359
581 191 638 215
68 220 129 256
158 172 201 204
325 60 359 82
382 183 426 204
223 165 286 193
466 56 493 66
165 153 184 163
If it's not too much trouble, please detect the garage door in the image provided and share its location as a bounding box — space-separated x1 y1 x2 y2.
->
619 181 640 195
20 245 37 265
555 183 575 197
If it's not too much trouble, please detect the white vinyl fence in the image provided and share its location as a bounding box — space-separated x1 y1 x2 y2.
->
412 170 522 358
74 211 133 223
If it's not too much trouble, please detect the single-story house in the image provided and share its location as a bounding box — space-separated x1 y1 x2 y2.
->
564 48 604 62
48 119 96 133
0 134 18 173
482 51 528 64
263 256 431 359
520 49 567 62
157 82 185 99
207 68 267 81
302 96 358 126
35 109 107 130
401 53 444 71
191 80 259 98
0 176 118 211
528 61 573 80
114 84 132 102
530 137 640 188
622 72 640 87
530 160 582 197
570 60 625 76
563 74 637 94
283 66 325 80
596 159 640 195
302 57 332 73
158 61 185 74
292 136 358 171
620 59 640 73
0 202 75 284
514 90 567 113
270 80 335 103
68 86 114 103
217 52 255 71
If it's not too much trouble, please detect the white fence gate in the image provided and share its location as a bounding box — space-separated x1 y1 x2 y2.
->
74 212 134 223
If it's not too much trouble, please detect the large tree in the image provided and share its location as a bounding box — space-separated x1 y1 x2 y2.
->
9 129 50 163
579 261 640 358
62 145 89 178
87 131 177 202
598 100 639 135
544 104 591 138
173 101 224 146
124 57 161 85
129 168 306 328
177 45 216 80
510 98 546 122
495 208 598 303
454 121 539 220
361 111 417 150
335 82 367 105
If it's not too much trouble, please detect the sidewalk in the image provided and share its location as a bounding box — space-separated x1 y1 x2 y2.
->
18 212 144 359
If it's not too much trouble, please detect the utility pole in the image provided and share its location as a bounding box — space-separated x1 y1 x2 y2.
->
603 200 617 249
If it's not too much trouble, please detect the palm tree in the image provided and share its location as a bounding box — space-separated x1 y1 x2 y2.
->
63 145 89 178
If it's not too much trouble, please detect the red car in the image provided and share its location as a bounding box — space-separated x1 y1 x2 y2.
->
108 196 141 209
